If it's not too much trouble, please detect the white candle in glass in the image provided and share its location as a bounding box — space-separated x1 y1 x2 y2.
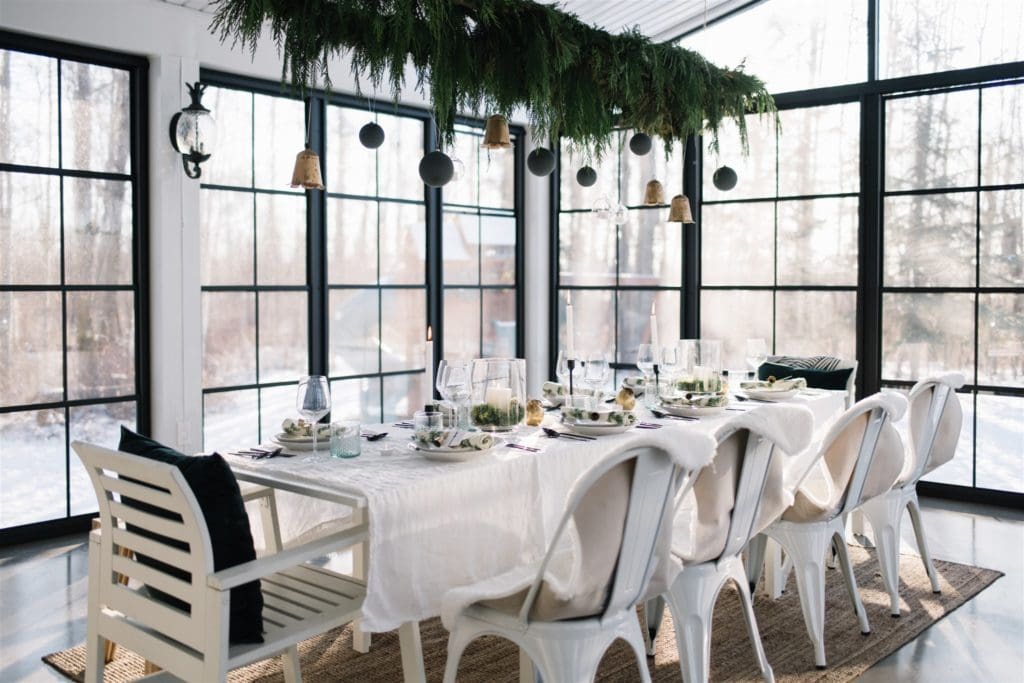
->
650 301 660 365
425 326 434 402
566 291 576 359
485 386 512 412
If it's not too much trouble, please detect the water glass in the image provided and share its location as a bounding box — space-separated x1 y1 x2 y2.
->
414 410 444 433
745 338 768 379
329 420 361 459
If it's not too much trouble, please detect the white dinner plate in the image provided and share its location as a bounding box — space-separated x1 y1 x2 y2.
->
565 422 631 436
658 403 727 417
742 388 798 402
408 437 503 462
272 434 321 451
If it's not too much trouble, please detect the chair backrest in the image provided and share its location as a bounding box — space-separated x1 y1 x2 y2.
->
767 354 858 408
784 393 906 523
682 404 814 565
903 373 965 485
74 442 215 655
517 444 703 623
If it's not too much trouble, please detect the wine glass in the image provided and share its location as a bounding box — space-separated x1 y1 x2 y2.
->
636 344 656 406
660 345 681 383
556 349 581 387
296 375 331 454
745 338 768 379
583 352 611 396
443 361 472 429
435 359 450 401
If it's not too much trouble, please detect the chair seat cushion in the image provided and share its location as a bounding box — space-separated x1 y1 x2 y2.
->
118 427 264 644
758 361 853 391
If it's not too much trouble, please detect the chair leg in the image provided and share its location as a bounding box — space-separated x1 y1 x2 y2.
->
907 492 941 593
831 532 870 633
745 534 767 595
859 493 903 617
442 623 474 683
622 619 654 683
769 524 830 668
665 565 720 683
643 596 665 656
728 561 775 683
530 631 611 683
280 645 301 683
85 535 104 683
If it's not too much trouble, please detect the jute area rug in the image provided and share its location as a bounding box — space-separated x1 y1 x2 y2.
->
44 545 1001 682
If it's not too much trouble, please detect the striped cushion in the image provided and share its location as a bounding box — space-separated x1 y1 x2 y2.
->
769 355 846 371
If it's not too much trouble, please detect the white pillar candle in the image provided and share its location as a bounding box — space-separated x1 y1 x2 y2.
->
485 387 512 412
425 326 434 401
650 301 660 365
566 291 576 359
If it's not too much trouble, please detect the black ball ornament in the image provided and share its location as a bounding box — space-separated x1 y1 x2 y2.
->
628 132 653 156
576 166 597 187
418 150 455 187
527 147 556 176
358 121 385 149
712 165 738 191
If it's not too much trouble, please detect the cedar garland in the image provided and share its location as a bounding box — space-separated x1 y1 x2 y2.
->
211 0 775 154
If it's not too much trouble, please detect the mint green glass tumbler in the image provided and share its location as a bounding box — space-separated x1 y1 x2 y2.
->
329 420 361 458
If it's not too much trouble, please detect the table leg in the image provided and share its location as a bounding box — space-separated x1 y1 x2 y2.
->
398 621 426 683
351 506 371 653
519 647 537 683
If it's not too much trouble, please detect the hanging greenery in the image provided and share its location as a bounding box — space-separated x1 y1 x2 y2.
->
211 0 775 155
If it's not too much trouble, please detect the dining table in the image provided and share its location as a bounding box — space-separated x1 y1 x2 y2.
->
225 389 848 683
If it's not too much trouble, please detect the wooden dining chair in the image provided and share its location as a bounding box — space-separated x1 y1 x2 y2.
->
75 441 368 682
440 435 716 683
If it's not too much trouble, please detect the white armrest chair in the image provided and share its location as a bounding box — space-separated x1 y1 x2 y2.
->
856 373 965 615
441 436 715 683
746 392 908 668
75 442 367 683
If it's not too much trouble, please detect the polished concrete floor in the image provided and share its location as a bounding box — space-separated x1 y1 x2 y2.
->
1 497 1021 682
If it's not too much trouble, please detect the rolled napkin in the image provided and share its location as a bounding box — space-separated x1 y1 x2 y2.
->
740 376 808 392
454 431 494 450
661 392 729 408
542 381 597 405
561 405 637 426
414 428 495 450
621 375 646 396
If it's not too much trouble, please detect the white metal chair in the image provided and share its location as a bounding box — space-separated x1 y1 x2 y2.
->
440 437 715 683
75 441 368 682
856 373 964 616
746 392 908 668
647 404 815 683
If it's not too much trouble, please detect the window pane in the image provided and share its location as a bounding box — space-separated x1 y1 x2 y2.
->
980 190 1024 287
479 146 515 209
202 292 256 387
443 288 480 361
0 50 58 167
681 0 867 93
383 373 429 422
480 215 516 286
885 91 977 191
884 193 976 287
326 105 376 197
701 290 774 371
975 394 1024 493
0 172 60 284
616 290 679 366
258 292 308 383
700 202 774 286
0 409 65 527
881 1 1024 79
559 212 617 286
978 294 1023 388
66 291 135 400
253 93 304 191
982 84 1024 186
256 193 306 286
0 292 62 406
329 288 379 376
381 289 426 373
60 60 130 174
882 292 974 380
444 128 480 207
259 384 295 444
619 209 682 288
443 212 478 285
69 401 135 515
921 392 974 487
203 87 252 187
200 189 254 286
483 289 516 358
559 142 618 210
203 389 258 453
557 289 614 360
63 177 133 285
380 201 425 285
701 116 776 202
619 135 683 207
376 113 424 201
777 104 859 196
327 198 377 285
777 197 858 286
331 377 382 424
775 290 856 360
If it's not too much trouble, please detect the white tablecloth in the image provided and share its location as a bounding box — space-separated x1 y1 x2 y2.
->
227 390 847 632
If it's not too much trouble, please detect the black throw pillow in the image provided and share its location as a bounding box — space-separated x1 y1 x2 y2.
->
117 427 264 644
758 361 854 391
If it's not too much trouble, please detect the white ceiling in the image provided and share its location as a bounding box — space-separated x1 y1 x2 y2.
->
158 0 749 42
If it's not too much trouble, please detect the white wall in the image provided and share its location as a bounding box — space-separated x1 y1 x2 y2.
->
0 0 550 450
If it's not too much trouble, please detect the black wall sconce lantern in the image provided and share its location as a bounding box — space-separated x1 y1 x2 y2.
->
169 82 216 179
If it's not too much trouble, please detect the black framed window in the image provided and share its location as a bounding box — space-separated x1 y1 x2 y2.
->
553 134 686 384
0 35 147 534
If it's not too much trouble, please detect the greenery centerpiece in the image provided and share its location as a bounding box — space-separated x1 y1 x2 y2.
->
469 358 527 431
